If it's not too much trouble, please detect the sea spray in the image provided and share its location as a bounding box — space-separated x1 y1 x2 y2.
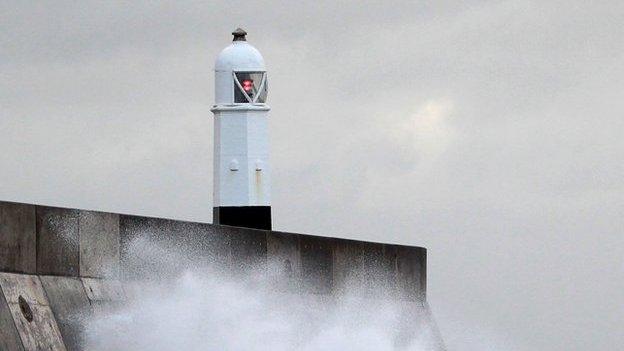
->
83 237 439 350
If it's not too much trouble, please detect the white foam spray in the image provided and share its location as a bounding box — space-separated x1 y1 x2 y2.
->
82 237 441 351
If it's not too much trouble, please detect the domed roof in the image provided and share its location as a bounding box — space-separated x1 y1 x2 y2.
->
215 28 265 72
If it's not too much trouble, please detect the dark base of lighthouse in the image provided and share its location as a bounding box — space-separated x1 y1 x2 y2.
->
213 206 272 230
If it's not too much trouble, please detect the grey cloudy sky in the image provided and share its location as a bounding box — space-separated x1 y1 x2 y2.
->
1 1 623 350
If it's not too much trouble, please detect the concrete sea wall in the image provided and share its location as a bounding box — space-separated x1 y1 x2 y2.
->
0 200 443 350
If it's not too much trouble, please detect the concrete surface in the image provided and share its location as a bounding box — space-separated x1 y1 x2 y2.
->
299 235 334 295
396 246 427 301
35 205 120 278
40 276 91 351
81 277 125 314
266 231 301 292
0 202 36 274
0 200 441 350
0 201 427 301
36 206 80 276
0 272 66 351
78 211 119 278
0 280 24 351
119 213 427 300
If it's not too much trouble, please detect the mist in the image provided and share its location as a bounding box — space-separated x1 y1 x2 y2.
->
83 237 441 351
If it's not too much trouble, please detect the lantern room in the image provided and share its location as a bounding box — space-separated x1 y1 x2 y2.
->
214 28 268 105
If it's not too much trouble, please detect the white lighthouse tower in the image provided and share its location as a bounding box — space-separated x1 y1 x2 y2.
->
211 28 271 230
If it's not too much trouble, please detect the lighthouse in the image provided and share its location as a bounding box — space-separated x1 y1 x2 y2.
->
211 28 271 230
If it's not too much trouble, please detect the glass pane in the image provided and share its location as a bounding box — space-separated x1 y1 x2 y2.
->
234 72 266 103
257 78 267 103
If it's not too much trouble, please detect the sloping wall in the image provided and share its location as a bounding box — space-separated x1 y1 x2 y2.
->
0 272 123 351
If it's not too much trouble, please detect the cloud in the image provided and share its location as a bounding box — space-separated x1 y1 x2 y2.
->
407 99 455 157
1 1 623 350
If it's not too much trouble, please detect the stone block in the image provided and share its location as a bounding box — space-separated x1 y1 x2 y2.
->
300 236 333 294
119 215 230 278
395 245 427 301
81 278 125 315
0 281 24 351
39 276 91 351
0 202 36 273
228 225 267 272
332 238 362 294
79 211 119 278
266 231 300 291
36 207 120 278
359 241 386 296
36 207 80 276
0 272 66 351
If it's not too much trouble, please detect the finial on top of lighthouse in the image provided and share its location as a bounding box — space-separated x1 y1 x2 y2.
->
232 28 247 41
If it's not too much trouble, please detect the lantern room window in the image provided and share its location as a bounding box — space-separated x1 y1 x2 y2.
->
233 71 267 103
